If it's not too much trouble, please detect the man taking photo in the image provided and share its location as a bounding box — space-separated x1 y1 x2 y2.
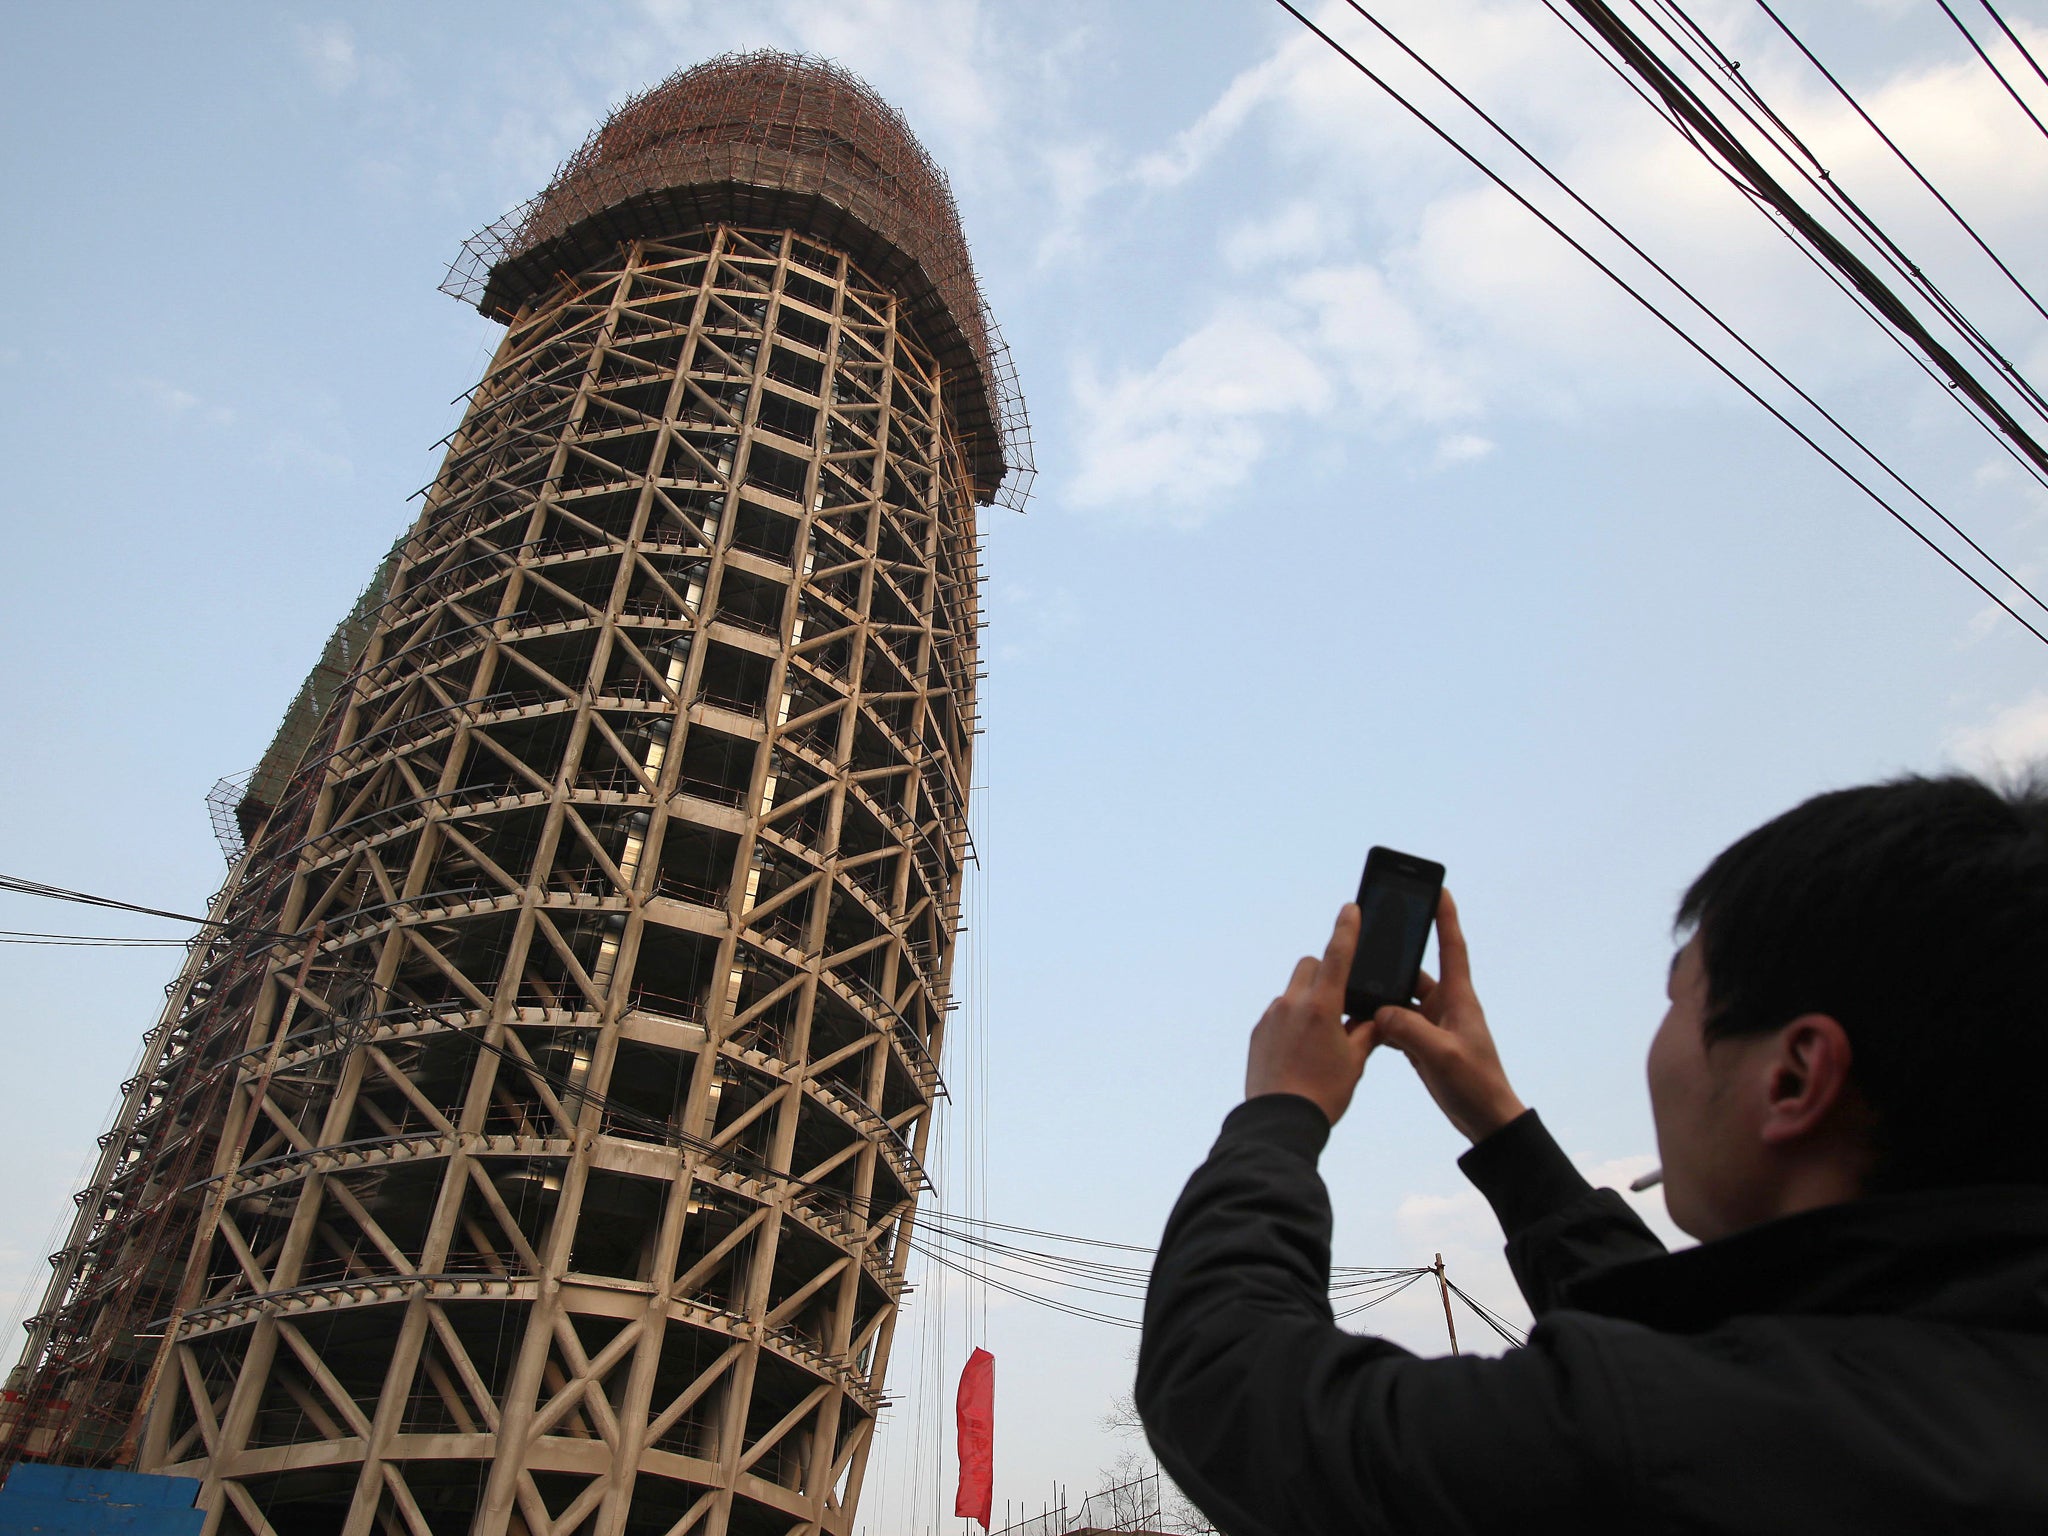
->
1137 772 2048 1532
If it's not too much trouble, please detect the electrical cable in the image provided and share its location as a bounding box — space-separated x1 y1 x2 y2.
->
919 1204 1450 1296
915 1217 1498 1342
0 930 193 947
1753 0 2048 326
1335 1270 1432 1321
165 981 1526 1395
1272 0 2048 646
910 1210 1446 1334
1446 1280 1530 1347
1554 0 2048 476
1686 0 2048 483
914 1233 1153 1291
902 1235 1146 1316
977 760 992 1350
1637 0 2048 432
1545 0 1694 136
0 873 296 943
1364 0 2048 617
1977 0 2048 97
902 1229 1439 1334
917 1208 1157 1255
1643 0 2048 459
1940 0 2048 147
1544 3 2048 498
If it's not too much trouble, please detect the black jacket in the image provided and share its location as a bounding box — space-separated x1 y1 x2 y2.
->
1137 1096 2048 1534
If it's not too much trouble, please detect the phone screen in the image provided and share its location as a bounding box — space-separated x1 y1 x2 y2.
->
1346 848 1445 1017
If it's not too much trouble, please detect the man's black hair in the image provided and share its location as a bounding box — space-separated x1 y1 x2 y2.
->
1676 770 2048 1193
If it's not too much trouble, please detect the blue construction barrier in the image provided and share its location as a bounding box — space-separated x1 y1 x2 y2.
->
0 1465 204 1534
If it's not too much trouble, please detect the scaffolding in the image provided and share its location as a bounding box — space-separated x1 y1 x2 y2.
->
990 1470 1188 1536
442 51 1035 515
5 51 1019 1536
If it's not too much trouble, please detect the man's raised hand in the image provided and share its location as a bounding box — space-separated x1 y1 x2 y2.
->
1244 904 1377 1126
1367 890 1527 1144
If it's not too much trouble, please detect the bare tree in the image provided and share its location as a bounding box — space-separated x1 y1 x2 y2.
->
1085 1448 1158 1530
1099 1392 1143 1438
1098 1390 1216 1535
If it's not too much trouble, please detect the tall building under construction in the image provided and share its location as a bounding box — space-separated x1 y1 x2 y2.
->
1 51 1026 1535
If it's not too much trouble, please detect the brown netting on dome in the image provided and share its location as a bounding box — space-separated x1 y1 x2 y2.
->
443 50 1032 509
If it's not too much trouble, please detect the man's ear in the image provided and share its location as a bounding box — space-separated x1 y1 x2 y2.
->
1758 1014 1856 1146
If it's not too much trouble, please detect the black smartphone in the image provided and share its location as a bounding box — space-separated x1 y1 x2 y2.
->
1344 846 1446 1020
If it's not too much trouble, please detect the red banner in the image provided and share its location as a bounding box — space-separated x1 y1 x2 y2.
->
954 1346 995 1528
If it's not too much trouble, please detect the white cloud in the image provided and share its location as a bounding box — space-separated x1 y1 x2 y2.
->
1946 691 2048 776
784 0 1001 146
1222 199 1346 271
1067 301 1336 518
1035 140 1118 268
1433 431 1494 467
1133 38 1308 190
1065 262 1483 517
1290 264 1478 421
1580 1153 1687 1250
1392 1184 1500 1253
1970 453 2048 533
298 21 359 95
261 429 353 480
407 0 1101 332
131 376 235 427
144 380 198 413
1076 0 2048 497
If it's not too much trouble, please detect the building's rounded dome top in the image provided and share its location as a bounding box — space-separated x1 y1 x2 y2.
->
451 51 1027 506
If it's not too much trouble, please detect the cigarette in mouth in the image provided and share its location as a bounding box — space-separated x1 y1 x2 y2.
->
1629 1167 1664 1192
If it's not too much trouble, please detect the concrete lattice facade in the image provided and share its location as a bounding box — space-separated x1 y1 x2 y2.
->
4 53 1018 1536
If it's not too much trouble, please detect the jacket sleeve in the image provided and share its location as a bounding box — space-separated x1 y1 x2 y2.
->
1137 1096 1644 1536
1457 1110 1668 1315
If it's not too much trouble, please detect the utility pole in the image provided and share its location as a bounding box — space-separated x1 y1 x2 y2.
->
1433 1253 1460 1356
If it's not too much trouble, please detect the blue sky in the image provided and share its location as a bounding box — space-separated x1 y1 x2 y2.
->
3 1 2046 1528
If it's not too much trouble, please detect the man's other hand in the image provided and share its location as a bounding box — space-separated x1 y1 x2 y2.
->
1245 905 1376 1126
1369 890 1527 1143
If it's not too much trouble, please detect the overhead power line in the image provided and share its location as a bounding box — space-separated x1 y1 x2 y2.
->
0 874 294 943
1975 1 2048 99
1270 0 2048 647
1752 0 2048 328
1941 0 2048 148
1546 0 2048 496
1634 0 2048 454
0 930 192 948
1446 1279 1529 1348
908 1208 1459 1332
1343 0 2048 624
1557 0 2048 482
